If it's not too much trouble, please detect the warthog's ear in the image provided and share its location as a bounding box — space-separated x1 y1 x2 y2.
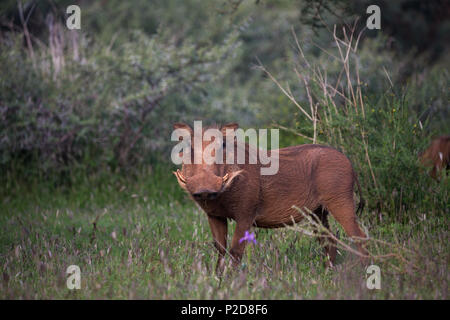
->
221 123 239 135
173 169 188 191
173 123 193 135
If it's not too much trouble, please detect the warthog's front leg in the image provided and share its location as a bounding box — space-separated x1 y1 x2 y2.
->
229 217 255 268
207 215 228 274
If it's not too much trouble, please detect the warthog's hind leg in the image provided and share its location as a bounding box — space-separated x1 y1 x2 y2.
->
325 199 369 265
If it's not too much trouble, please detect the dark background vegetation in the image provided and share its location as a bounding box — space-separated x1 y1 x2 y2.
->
0 0 448 299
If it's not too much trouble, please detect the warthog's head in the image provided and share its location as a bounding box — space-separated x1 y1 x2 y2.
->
172 122 243 201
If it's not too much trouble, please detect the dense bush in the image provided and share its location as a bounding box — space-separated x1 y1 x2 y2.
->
0 15 240 176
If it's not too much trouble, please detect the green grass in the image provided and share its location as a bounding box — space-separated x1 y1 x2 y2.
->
0 166 448 299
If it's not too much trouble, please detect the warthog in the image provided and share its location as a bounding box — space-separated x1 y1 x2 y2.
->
419 135 450 180
173 122 368 271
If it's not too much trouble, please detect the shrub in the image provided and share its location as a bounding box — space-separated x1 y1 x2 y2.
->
0 17 240 178
259 25 448 220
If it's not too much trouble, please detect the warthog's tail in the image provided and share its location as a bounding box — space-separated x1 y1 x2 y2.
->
354 172 365 216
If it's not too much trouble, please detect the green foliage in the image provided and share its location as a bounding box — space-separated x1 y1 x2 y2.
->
255 25 448 219
0 11 240 176
298 0 450 65
320 95 448 220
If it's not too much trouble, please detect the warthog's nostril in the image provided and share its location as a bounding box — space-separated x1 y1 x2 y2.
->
193 193 203 200
207 192 218 200
193 190 218 200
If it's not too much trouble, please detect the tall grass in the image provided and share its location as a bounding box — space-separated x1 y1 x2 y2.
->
0 166 447 299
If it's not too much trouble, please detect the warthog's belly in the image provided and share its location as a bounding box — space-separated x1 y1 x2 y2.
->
253 205 310 228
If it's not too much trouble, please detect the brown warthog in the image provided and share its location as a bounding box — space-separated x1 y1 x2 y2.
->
173 122 368 271
419 135 450 180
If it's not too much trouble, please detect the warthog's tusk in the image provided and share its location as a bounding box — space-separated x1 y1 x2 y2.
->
221 170 244 191
176 169 186 183
222 173 229 182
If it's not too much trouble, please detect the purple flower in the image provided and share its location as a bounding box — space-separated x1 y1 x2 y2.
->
239 231 257 244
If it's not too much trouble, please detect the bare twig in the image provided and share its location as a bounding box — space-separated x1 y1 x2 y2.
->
18 0 36 69
257 63 313 121
273 123 317 143
289 206 419 271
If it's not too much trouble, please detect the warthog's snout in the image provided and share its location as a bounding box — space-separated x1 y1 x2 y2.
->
174 168 243 201
193 190 219 200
